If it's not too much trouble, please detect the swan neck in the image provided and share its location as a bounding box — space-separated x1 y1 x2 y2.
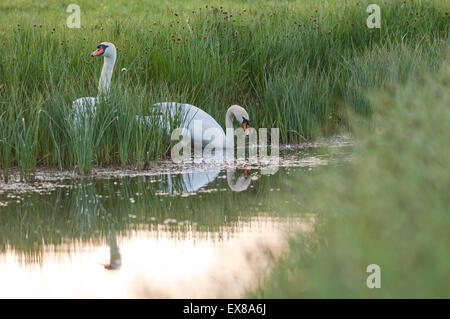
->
225 105 246 129
225 107 235 129
98 56 116 95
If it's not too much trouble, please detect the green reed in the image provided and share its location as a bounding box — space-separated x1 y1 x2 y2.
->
0 0 448 177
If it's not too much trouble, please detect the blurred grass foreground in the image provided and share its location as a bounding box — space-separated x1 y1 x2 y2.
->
252 61 450 298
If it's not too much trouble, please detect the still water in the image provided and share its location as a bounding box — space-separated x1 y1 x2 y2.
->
0 143 350 298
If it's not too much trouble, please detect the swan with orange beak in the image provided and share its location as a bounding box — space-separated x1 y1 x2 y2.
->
73 41 250 149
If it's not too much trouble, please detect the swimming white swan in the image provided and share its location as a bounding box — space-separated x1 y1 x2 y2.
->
147 103 250 149
72 42 250 149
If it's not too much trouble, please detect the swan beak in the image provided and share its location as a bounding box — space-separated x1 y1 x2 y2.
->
243 123 249 135
91 47 104 57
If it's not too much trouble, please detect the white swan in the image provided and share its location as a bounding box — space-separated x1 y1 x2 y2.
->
146 103 250 149
73 42 250 149
72 42 116 115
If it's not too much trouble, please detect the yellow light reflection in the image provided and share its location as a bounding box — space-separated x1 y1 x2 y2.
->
0 216 314 298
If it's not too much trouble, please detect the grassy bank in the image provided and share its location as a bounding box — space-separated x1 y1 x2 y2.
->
251 60 450 298
0 0 449 177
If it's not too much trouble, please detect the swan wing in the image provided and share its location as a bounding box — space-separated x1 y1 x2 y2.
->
153 102 225 148
71 97 97 120
71 97 97 124
72 97 97 113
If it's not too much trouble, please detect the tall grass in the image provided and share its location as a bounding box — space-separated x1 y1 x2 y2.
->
251 60 450 298
0 0 448 177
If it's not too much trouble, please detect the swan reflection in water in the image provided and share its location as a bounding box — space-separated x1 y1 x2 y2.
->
102 230 122 271
161 168 252 194
226 169 251 192
101 168 253 271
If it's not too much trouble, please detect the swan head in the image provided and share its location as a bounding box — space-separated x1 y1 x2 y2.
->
242 117 250 136
227 105 250 135
91 42 116 59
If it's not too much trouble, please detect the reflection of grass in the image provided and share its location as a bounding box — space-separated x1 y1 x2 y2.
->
0 0 448 175
252 63 450 298
0 166 316 261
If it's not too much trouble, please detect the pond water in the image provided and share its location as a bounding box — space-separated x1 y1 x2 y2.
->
0 140 351 298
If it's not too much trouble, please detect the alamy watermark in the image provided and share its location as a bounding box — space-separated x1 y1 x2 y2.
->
366 4 381 29
170 121 280 175
67 4 81 28
366 264 381 288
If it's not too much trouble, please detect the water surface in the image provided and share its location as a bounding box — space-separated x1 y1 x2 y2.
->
0 143 351 298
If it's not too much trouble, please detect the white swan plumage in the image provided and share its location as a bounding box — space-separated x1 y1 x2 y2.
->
72 42 116 117
145 102 249 149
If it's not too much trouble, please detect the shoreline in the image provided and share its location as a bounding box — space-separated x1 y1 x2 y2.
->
0 136 352 184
